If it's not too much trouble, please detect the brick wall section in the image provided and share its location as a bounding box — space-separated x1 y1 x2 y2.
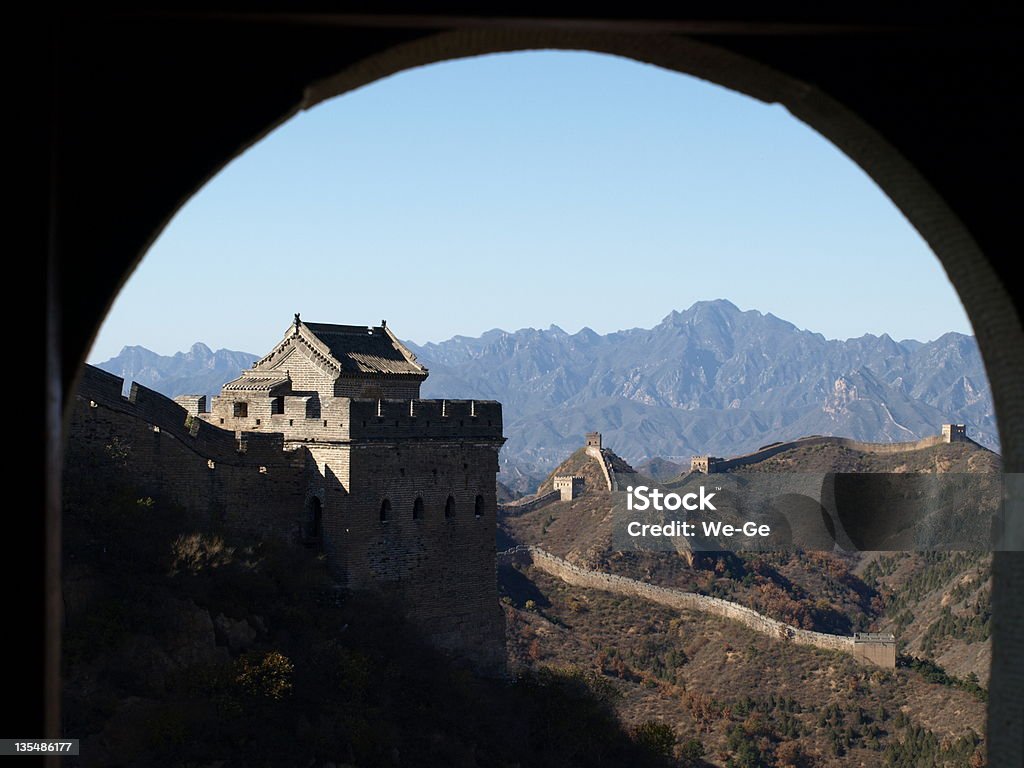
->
71 368 307 540
853 635 898 667
72 364 507 675
257 333 345 402
173 394 206 414
499 546 895 668
498 490 561 516
326 439 506 673
585 445 616 490
696 432 984 473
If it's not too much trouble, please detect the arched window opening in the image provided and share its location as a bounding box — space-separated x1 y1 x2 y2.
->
413 496 424 520
444 495 455 519
474 494 485 518
379 497 391 523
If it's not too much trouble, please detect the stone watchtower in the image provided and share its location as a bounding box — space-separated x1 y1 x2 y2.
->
690 455 724 474
199 315 507 673
941 423 968 443
553 475 585 501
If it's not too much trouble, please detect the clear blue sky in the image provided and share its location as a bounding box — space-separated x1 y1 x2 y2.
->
89 51 972 361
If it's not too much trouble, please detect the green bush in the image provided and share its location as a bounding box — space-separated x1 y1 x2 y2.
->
632 720 676 758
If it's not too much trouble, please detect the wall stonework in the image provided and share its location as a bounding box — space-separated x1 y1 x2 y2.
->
585 444 616 491
498 490 561 516
942 423 968 443
499 546 895 668
72 367 308 541
690 455 724 474
70 319 507 675
553 475 585 501
693 429 978 474
853 633 898 667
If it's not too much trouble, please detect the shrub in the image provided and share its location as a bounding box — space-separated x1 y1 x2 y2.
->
632 720 676 758
234 651 294 700
678 738 706 765
170 533 234 574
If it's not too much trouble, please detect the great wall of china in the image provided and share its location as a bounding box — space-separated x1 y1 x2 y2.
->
501 425 977 517
690 424 974 474
497 544 897 668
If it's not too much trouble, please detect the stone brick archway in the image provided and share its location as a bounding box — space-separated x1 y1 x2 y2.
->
45 17 1023 765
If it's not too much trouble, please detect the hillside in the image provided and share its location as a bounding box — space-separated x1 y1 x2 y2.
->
861 552 992 684
499 434 998 687
501 561 986 766
725 439 1001 475
635 457 686 482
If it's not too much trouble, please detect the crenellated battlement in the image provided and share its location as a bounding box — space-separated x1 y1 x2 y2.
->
79 366 265 462
347 398 503 440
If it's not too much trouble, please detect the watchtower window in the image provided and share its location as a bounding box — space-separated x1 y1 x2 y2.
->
271 396 285 415
475 494 484 518
413 496 424 520
233 402 248 418
444 495 455 519
379 498 391 523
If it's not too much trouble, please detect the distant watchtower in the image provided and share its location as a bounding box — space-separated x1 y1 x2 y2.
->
553 475 585 501
586 432 602 450
941 424 967 443
691 455 724 474
853 633 897 668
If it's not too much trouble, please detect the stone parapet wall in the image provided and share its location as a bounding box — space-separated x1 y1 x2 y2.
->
703 433 971 473
585 446 616 491
499 546 894 667
71 367 308 541
498 490 561 516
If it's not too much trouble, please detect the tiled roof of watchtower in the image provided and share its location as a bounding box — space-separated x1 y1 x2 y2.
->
303 321 427 377
222 372 291 392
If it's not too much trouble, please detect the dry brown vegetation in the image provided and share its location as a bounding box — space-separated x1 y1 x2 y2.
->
497 437 995 765
502 563 986 767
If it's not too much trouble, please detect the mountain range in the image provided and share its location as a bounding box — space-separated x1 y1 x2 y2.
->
95 342 258 400
95 300 998 490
